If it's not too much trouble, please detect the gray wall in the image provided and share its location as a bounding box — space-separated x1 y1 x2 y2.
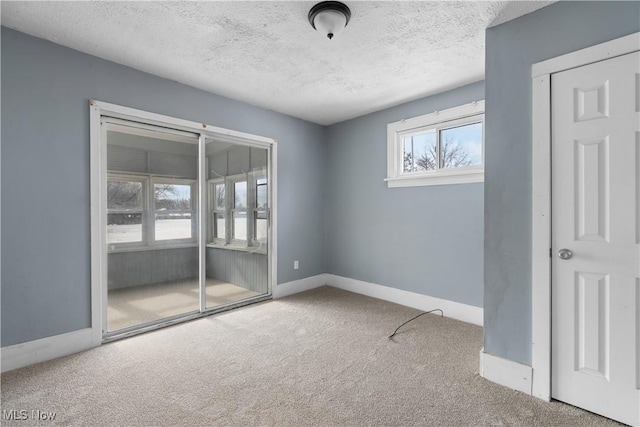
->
484 1 640 365
206 249 268 293
109 248 267 294
108 248 198 290
1 27 326 346
325 82 485 307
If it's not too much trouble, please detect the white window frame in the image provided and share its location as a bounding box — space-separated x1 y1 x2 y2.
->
229 173 249 246
386 100 485 188
106 174 148 250
208 177 227 245
206 169 269 253
106 173 197 252
150 177 198 246
251 170 269 249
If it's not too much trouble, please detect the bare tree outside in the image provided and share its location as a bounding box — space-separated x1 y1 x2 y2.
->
440 135 473 168
107 181 143 228
234 181 247 211
154 183 178 201
404 135 475 172
154 184 191 210
107 181 142 209
107 181 192 211
215 184 226 209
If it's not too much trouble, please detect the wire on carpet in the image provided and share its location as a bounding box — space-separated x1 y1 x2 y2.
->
388 309 444 340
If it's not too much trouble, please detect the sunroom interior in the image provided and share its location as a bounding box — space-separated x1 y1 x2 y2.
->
105 124 269 333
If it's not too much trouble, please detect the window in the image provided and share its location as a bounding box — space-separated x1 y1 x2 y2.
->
107 179 144 244
386 100 484 187
254 177 268 243
232 179 248 242
208 170 268 252
107 174 196 250
210 180 227 244
153 182 194 241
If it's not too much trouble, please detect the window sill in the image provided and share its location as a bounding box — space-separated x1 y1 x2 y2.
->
206 243 267 255
108 242 198 254
385 170 484 188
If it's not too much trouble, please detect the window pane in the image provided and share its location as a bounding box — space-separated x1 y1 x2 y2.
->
155 214 192 240
234 181 247 212
108 181 142 210
255 211 268 241
215 212 225 239
154 184 192 240
154 184 191 210
107 181 143 243
233 212 247 240
107 213 142 243
233 180 247 241
256 181 267 209
215 183 225 209
439 122 483 169
403 132 436 172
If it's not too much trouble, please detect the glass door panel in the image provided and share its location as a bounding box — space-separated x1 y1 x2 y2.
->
105 122 199 333
204 138 269 309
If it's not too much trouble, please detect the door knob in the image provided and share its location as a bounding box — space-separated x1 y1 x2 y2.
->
558 249 573 260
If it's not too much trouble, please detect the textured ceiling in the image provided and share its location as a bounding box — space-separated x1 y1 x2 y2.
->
1 1 553 125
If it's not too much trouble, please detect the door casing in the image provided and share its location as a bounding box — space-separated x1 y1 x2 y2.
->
530 32 640 401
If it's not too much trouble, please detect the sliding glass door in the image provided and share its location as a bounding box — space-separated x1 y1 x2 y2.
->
101 117 271 339
204 138 269 309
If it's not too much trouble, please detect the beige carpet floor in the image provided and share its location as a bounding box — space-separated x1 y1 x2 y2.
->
1 287 620 426
108 279 261 331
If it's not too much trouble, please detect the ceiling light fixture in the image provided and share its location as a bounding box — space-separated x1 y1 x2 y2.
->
308 1 351 40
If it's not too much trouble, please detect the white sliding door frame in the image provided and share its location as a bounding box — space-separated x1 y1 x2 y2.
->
89 100 277 345
530 32 640 400
198 134 207 313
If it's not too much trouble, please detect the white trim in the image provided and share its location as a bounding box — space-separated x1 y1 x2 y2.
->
89 104 104 346
269 142 278 296
1 329 94 373
274 274 483 326
325 274 483 326
480 349 533 395
530 32 640 402
198 134 207 313
385 170 484 188
91 100 274 146
107 242 198 254
532 32 640 78
388 100 485 132
272 274 327 299
531 72 552 401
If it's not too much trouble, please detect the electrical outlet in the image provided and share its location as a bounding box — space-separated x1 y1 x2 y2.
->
294 260 299 270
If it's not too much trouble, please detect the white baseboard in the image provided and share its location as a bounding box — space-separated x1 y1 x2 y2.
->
1 328 95 373
325 274 483 326
273 274 328 299
479 348 533 395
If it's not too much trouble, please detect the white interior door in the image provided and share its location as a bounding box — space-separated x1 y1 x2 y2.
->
551 51 640 426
